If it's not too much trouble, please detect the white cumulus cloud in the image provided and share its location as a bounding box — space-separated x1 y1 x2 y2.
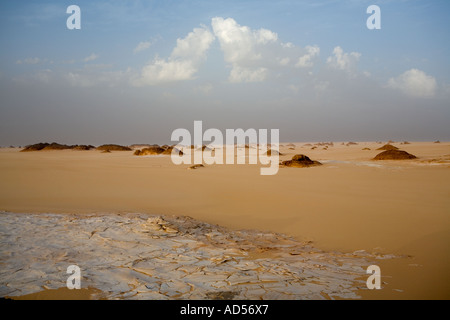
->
211 17 322 83
134 26 214 86
387 69 437 97
212 17 276 64
133 17 327 85
326 46 361 72
171 26 215 61
211 17 279 83
296 45 320 68
134 41 152 54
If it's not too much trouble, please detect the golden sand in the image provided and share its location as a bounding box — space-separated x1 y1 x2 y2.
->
1 142 449 299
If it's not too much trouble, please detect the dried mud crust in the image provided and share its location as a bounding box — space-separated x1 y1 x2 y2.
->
0 212 394 300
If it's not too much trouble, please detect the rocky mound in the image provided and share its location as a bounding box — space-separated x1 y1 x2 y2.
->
161 146 183 156
264 149 282 156
97 144 132 151
376 144 399 151
134 146 165 155
373 150 417 160
21 142 95 152
129 144 160 149
21 143 51 151
42 143 73 150
134 145 183 156
281 154 322 168
362 148 371 150
315 142 334 147
72 145 95 150
188 164 204 170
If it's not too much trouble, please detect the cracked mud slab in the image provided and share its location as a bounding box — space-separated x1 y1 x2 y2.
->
0 212 387 299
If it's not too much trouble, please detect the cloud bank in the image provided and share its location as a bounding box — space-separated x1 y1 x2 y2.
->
388 69 437 97
10 16 441 104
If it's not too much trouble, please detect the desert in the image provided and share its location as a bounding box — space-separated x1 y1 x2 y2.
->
0 141 449 299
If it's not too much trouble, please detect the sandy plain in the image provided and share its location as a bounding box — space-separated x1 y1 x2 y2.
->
0 141 449 299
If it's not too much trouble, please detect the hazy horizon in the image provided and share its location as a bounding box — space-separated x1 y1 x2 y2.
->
1 0 449 146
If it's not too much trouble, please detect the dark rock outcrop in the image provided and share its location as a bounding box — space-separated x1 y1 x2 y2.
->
281 154 322 168
21 142 95 152
134 145 183 156
373 150 417 160
376 144 399 151
97 144 132 151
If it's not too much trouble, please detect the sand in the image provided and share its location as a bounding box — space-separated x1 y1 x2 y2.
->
0 142 449 299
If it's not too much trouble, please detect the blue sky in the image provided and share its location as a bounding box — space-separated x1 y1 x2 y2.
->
0 0 449 145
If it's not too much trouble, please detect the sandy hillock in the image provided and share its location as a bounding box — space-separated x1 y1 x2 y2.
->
373 150 417 160
21 143 51 151
21 142 95 152
281 154 322 168
161 146 183 156
97 144 132 151
72 145 95 150
315 142 334 147
134 145 183 156
134 146 165 155
129 144 160 149
42 143 73 150
376 144 399 151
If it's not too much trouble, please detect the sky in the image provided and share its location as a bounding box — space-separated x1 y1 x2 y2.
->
0 0 449 146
